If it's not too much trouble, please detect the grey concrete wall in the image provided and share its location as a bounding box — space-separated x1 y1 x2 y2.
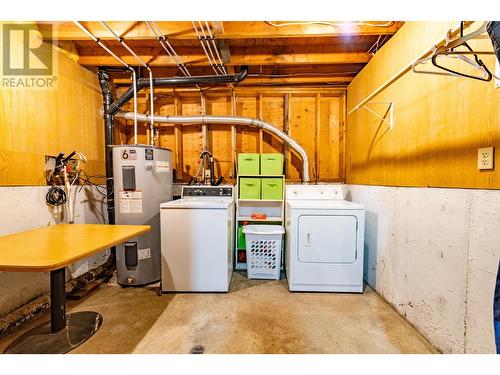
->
345 184 500 353
0 186 107 317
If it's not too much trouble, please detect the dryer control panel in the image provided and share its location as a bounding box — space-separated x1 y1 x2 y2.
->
182 186 234 197
286 184 344 200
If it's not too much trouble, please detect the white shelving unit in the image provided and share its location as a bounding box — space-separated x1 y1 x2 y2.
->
234 175 285 270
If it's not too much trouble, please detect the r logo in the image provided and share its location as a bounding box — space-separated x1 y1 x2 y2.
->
2 23 53 76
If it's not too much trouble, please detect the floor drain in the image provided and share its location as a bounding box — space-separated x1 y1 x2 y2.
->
190 344 205 354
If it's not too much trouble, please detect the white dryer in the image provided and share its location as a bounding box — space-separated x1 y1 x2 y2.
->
285 184 365 293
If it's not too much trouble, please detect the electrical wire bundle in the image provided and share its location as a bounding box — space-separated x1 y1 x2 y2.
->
45 151 110 227
45 151 86 211
77 170 113 198
45 186 67 206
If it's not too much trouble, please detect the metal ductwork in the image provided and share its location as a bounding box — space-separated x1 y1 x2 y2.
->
107 67 249 116
114 110 310 182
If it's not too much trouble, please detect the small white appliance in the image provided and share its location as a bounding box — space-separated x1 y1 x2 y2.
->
285 184 365 293
160 185 234 292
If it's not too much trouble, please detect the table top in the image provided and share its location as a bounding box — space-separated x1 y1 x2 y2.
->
0 224 150 272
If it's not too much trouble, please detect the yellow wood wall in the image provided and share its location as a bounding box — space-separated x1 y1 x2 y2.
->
117 88 346 183
0 27 105 186
346 22 500 189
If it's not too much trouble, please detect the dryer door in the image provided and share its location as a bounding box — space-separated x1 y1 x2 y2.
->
298 215 357 263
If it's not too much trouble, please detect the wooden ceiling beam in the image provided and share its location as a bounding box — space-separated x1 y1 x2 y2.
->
222 21 403 38
243 76 353 85
38 21 402 41
77 51 371 66
112 76 353 85
104 64 363 76
116 86 347 96
79 48 372 67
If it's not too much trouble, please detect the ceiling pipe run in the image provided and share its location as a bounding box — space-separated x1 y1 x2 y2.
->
146 21 192 77
101 21 156 145
74 21 139 143
107 67 249 116
114 110 310 182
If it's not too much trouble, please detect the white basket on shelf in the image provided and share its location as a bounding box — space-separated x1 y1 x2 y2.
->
243 224 285 280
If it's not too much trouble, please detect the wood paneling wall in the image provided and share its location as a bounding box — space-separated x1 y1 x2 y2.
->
0 36 105 186
117 88 346 183
346 22 500 189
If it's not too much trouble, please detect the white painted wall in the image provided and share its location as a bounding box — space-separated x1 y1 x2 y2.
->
0 186 107 317
345 184 500 354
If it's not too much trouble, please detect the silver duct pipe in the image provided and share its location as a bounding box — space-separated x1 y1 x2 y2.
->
115 110 310 182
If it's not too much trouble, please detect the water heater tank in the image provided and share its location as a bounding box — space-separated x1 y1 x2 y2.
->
112 145 173 286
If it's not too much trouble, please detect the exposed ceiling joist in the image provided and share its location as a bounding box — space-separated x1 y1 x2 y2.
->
41 20 403 87
77 51 371 66
38 21 403 41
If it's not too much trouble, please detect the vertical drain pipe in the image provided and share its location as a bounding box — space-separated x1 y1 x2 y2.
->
97 70 115 231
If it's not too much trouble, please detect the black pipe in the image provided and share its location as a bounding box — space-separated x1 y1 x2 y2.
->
209 157 215 186
107 66 249 116
97 70 115 231
97 66 130 73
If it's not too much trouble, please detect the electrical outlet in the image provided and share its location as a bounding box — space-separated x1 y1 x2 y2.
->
477 146 495 170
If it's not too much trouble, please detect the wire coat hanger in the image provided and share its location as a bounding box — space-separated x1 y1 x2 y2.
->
432 22 492 81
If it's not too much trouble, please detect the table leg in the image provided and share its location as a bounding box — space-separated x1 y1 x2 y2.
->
50 268 66 333
4 267 103 354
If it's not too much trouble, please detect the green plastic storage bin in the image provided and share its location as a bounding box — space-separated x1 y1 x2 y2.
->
238 153 260 175
260 153 284 175
237 225 246 249
239 178 261 199
261 178 283 200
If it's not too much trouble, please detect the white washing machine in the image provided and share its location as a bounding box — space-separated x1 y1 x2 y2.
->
160 185 234 292
285 184 365 293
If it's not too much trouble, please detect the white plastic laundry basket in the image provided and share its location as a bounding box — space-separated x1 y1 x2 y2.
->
243 224 285 280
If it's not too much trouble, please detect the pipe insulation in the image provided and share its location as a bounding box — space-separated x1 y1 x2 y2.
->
114 111 310 182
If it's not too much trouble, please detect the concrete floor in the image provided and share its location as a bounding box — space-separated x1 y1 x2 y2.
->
0 272 438 354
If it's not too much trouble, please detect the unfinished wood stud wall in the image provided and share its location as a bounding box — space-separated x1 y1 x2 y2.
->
117 87 346 183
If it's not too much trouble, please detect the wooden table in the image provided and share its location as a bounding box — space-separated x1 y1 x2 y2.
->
0 224 150 354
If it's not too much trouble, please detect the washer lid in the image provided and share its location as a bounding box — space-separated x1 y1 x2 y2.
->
160 199 233 209
287 199 364 210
